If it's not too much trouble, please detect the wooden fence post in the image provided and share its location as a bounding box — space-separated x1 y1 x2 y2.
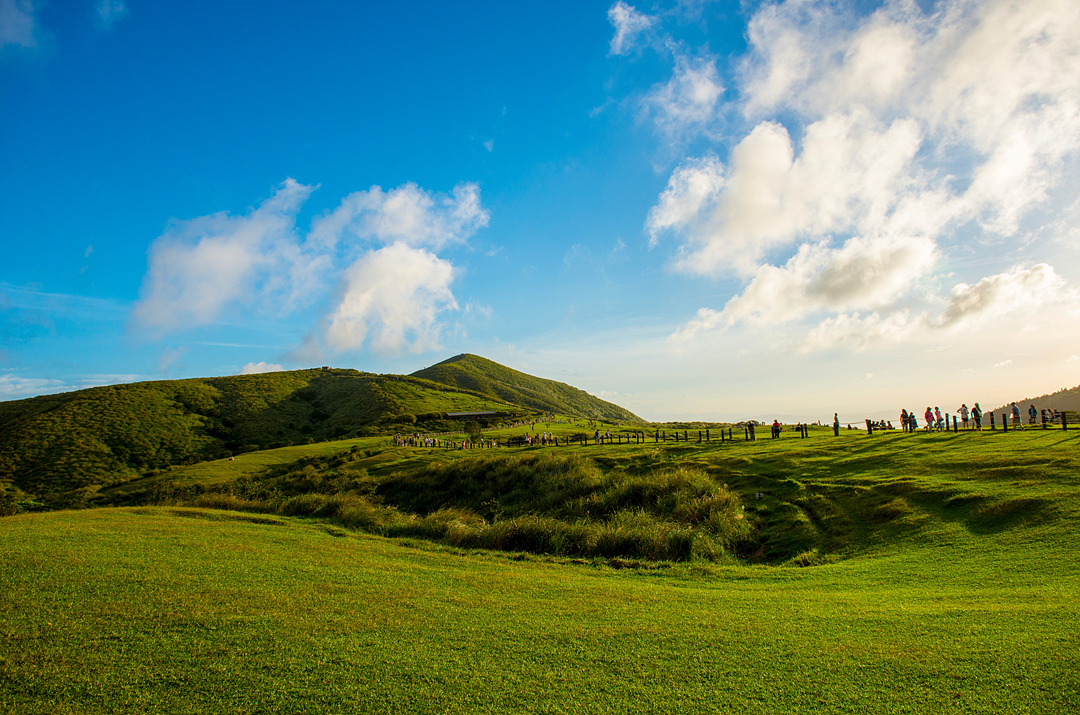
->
990 412 996 430
1002 413 1008 432
1064 412 1069 431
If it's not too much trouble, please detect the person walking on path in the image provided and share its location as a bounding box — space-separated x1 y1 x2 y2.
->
958 404 969 429
924 407 934 432
1011 402 1024 430
934 407 944 431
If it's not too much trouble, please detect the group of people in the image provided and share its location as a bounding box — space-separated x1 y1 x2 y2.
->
897 401 1054 432
899 405 982 432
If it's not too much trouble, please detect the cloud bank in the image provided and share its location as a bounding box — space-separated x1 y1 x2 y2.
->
133 178 489 359
625 0 1080 350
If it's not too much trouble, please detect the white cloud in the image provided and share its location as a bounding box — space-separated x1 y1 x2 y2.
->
133 178 487 358
656 110 934 276
709 234 937 328
132 178 315 335
0 374 65 400
937 264 1068 330
607 1 654 56
324 243 457 356
648 0 1080 351
308 181 489 252
994 359 1012 368
642 53 724 140
645 154 724 248
0 0 36 48
239 362 284 375
95 0 128 30
799 310 922 353
738 0 1080 235
483 139 494 152
1067 355 1080 362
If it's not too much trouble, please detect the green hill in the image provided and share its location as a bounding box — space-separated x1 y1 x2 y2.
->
0 367 516 509
411 354 641 422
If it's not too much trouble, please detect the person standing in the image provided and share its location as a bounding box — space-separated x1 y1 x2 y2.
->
1011 402 1024 430
958 403 969 429
833 413 840 436
924 407 934 432
1028 404 1037 425
972 402 983 430
900 408 909 432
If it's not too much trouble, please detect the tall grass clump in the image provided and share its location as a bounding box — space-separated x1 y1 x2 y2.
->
374 453 750 562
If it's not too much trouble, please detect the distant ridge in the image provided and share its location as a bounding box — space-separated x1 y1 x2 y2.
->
411 354 641 422
991 383 1080 416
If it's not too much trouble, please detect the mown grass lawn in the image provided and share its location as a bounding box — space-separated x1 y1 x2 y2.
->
3 461 1079 715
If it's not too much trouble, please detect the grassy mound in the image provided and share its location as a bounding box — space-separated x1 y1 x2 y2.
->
412 353 641 422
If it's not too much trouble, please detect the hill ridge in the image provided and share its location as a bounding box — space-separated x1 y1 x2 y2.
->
411 354 641 422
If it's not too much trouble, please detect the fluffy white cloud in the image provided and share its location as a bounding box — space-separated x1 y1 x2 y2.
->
937 264 1068 331
799 310 922 353
739 0 1080 234
239 361 284 375
0 0 36 48
607 1 654 56
642 53 724 139
132 179 315 335
649 0 1080 348
324 243 457 355
645 154 723 248
309 182 489 252
790 264 1070 352
671 233 937 341
656 111 933 275
720 234 938 326
133 178 487 357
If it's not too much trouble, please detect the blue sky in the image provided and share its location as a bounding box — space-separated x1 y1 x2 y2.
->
2 0 1078 423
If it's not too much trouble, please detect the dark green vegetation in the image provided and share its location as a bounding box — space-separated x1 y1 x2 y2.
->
3 429 1079 713
412 353 641 422
2 356 636 512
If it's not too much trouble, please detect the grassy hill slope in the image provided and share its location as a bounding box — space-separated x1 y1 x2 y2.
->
94 424 1080 567
3 463 1078 713
412 353 641 422
0 367 514 508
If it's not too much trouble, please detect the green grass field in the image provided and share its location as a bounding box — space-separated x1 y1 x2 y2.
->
3 428 1079 713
